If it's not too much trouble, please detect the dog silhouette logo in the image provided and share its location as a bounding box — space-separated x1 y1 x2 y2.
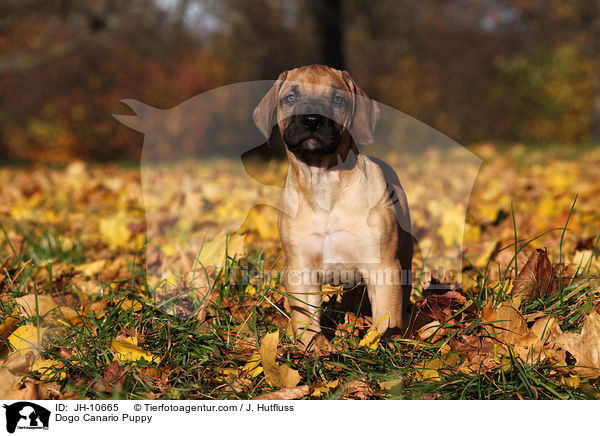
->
3 402 50 433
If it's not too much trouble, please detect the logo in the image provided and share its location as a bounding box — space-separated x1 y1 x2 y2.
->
3 402 50 434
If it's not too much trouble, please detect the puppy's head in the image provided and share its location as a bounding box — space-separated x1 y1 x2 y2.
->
253 65 380 155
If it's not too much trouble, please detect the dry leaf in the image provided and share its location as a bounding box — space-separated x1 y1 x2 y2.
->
242 352 263 378
111 337 158 363
482 301 527 345
252 385 309 400
99 212 132 250
14 294 80 325
258 331 300 388
358 329 381 350
418 320 447 342
0 310 19 341
553 311 600 378
343 378 378 399
74 260 106 277
197 231 245 268
310 379 339 398
31 358 67 381
511 248 557 300
7 325 46 360
0 367 23 398
415 290 467 322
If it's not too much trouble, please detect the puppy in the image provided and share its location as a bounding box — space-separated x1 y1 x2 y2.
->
253 65 413 350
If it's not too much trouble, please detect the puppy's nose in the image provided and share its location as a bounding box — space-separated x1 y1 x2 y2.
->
300 113 325 131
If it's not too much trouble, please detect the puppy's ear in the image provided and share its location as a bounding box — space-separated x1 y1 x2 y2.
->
342 71 380 145
253 71 288 139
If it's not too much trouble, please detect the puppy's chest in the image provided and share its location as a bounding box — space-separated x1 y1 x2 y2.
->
287 198 382 265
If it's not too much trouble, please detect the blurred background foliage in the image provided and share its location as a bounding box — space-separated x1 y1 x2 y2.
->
0 0 599 163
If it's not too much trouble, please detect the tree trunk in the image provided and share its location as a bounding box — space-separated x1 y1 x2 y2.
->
309 0 345 69
593 55 600 141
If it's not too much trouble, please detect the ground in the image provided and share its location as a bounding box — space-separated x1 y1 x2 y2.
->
0 143 599 399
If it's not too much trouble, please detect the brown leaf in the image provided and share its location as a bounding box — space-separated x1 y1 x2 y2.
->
511 249 557 300
0 369 39 400
104 359 125 385
553 311 600 378
343 378 379 400
415 290 467 322
482 301 528 345
252 385 309 400
450 335 500 373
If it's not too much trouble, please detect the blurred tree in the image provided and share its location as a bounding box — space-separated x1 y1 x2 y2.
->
308 0 345 69
1 0 599 163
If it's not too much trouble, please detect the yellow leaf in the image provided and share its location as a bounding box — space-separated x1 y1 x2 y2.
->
99 212 132 250
559 374 581 389
0 310 19 340
117 298 144 312
111 337 158 363
215 368 240 382
259 331 300 388
414 358 442 381
74 260 106 277
7 325 46 362
358 329 381 350
310 379 339 398
197 231 245 268
244 284 258 296
243 352 263 378
31 358 66 381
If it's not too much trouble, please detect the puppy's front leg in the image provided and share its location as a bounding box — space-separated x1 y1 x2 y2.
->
285 266 324 350
366 264 405 336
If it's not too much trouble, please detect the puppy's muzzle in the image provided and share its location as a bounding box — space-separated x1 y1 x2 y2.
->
283 112 342 155
300 113 326 131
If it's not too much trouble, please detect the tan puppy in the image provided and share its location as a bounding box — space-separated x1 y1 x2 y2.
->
253 65 413 350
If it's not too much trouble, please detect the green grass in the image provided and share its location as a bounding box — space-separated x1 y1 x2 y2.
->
1 220 599 400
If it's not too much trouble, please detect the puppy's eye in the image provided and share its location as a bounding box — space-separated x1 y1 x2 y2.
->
332 95 344 105
283 94 296 104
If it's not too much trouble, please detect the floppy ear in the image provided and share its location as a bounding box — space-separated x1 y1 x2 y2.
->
342 71 380 145
253 71 288 139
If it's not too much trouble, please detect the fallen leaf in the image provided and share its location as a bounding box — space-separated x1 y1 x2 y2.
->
482 300 527 345
343 378 378 399
415 290 467 322
252 385 309 400
197 231 245 268
414 344 461 381
511 248 557 300
111 337 158 364
258 331 300 388
99 212 132 250
418 320 447 342
74 259 106 277
358 329 381 349
310 379 339 398
0 310 19 341
31 358 67 381
242 352 263 378
553 311 600 378
14 294 80 325
7 325 46 360
0 367 23 398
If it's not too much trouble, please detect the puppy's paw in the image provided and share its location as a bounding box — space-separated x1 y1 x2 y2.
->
296 333 335 355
